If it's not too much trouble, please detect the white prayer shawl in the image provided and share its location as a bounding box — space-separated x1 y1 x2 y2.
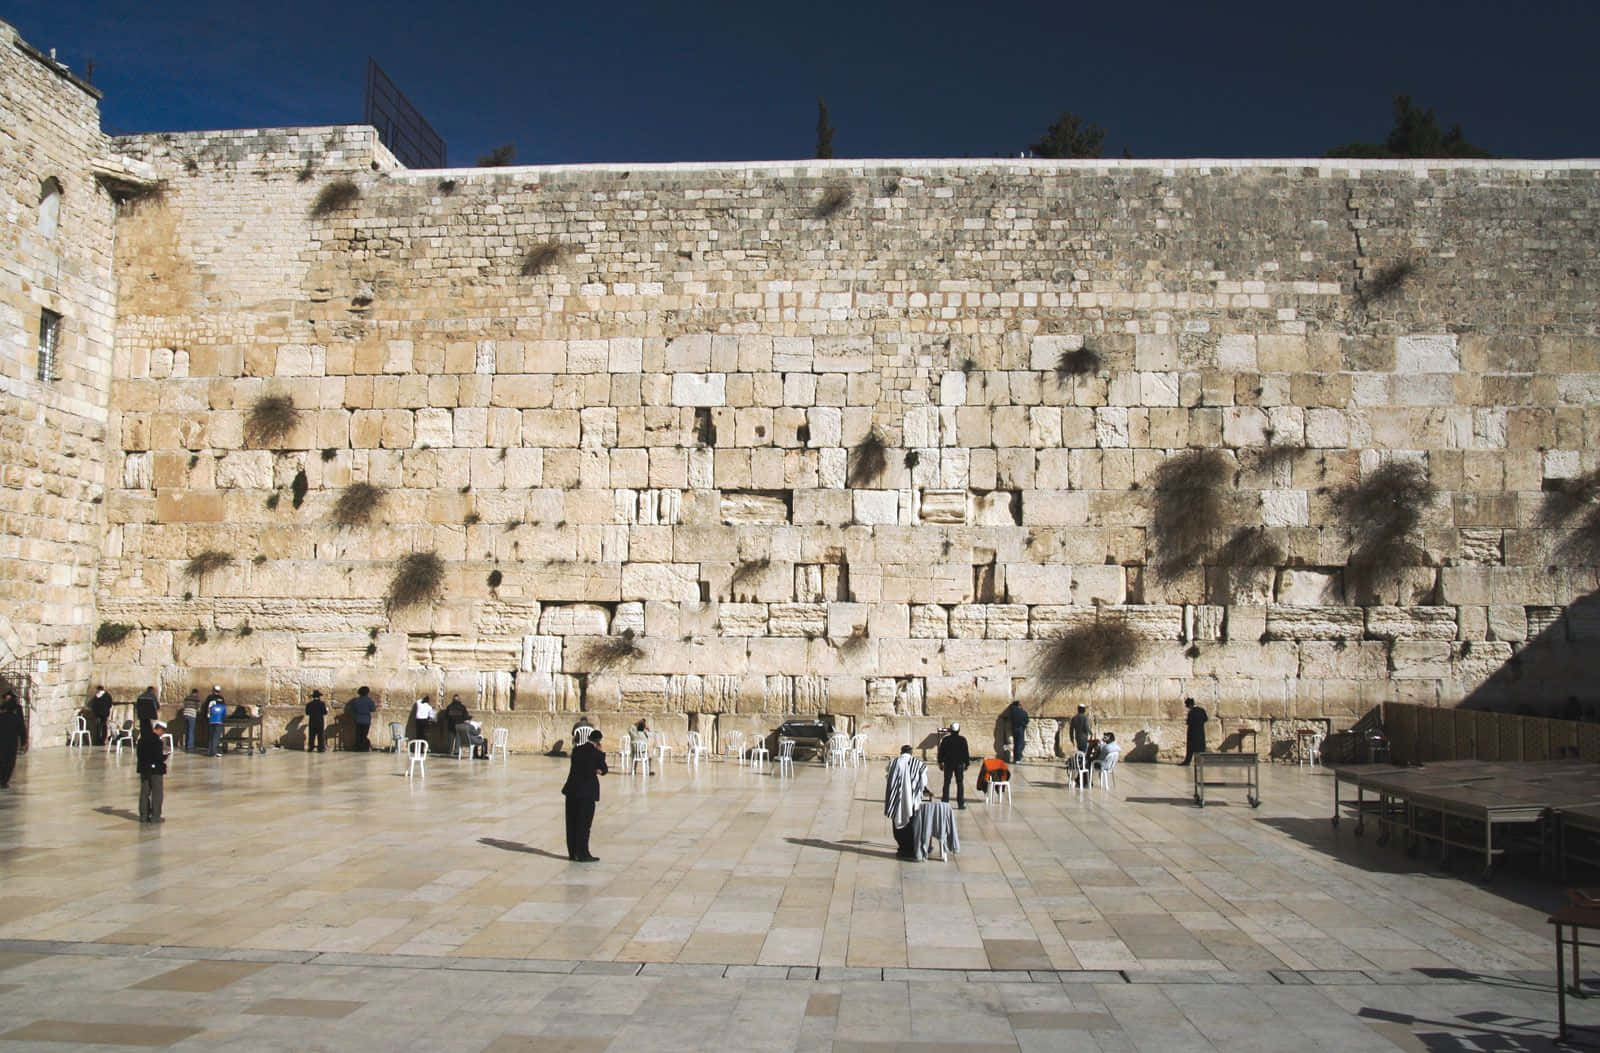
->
884 753 928 830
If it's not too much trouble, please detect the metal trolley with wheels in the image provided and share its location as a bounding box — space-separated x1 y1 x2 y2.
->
1194 752 1259 808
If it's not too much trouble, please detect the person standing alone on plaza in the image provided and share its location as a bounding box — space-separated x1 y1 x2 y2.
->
304 690 328 752
0 691 27 789
1003 699 1030 763
206 690 227 756
1069 704 1093 756
1181 697 1209 765
137 719 169 822
936 722 970 809
885 745 930 860
562 729 608 861
349 687 377 751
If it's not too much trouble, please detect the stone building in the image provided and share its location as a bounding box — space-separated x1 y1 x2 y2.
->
3 17 1598 756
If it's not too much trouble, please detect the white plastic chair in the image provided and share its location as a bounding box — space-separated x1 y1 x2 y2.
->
160 732 176 757
651 733 672 767
574 725 594 746
489 727 509 761
825 733 850 769
986 776 1012 804
747 739 770 771
617 733 632 768
389 721 405 753
455 726 476 760
1302 731 1324 769
108 720 134 756
1092 751 1119 790
407 738 428 778
724 731 745 765
1066 752 1090 790
630 735 651 775
685 731 708 765
849 734 866 767
68 716 90 748
776 738 795 777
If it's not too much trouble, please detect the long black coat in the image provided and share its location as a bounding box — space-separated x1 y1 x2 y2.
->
561 741 609 802
1186 705 1209 750
937 732 970 769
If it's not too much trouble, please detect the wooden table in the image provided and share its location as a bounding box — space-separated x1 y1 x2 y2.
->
1193 752 1259 808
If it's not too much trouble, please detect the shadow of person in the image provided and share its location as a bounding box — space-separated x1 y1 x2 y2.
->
477 837 569 861
281 716 306 751
1127 730 1160 763
94 805 142 823
784 836 900 860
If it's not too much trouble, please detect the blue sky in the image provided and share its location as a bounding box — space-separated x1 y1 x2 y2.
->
9 0 1598 165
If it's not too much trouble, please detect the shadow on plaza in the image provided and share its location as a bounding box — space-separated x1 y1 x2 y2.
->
93 805 141 823
477 837 569 861
1257 816 1568 914
785 837 900 860
1359 1006 1566 1052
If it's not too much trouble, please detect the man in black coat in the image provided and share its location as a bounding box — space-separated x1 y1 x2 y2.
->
1181 697 1209 765
135 685 159 723
136 719 169 822
936 722 971 809
304 690 328 752
89 685 113 745
1069 705 1093 755
1003 700 1030 762
561 730 608 862
0 692 27 788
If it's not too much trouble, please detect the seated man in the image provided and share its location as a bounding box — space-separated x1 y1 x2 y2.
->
1091 733 1121 777
975 754 1010 793
454 722 488 759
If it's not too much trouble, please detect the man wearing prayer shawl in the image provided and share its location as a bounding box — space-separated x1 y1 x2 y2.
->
884 745 929 860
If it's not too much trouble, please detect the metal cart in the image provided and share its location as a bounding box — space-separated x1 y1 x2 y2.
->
1194 752 1259 808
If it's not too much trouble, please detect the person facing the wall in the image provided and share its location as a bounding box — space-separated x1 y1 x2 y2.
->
134 685 159 723
206 690 228 756
304 690 328 752
349 687 377 751
562 729 608 862
413 696 434 747
1182 697 1209 765
936 722 970 809
179 689 200 752
89 685 113 746
1002 699 1030 762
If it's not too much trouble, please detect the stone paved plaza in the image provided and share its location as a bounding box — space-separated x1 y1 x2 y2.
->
0 747 1595 1050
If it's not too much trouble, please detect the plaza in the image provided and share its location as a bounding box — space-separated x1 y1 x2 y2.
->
0 746 1593 1050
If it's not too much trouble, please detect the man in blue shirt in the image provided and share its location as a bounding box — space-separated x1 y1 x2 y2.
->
206 689 228 756
349 686 377 751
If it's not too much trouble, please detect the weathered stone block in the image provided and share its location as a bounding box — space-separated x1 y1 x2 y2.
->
1265 606 1364 640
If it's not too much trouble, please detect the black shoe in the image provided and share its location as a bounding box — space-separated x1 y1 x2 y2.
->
956 804 965 810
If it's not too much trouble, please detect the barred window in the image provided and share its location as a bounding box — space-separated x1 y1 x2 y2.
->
37 308 62 383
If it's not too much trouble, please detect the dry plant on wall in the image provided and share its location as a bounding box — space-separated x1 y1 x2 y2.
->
1031 619 1143 701
329 482 386 528
244 395 300 447
1054 346 1102 383
1150 449 1232 578
309 179 360 217
1354 258 1417 311
1335 461 1435 601
95 622 134 647
184 550 235 580
386 551 445 612
848 427 889 488
581 628 643 672
520 240 564 277
1217 526 1285 569
813 183 852 219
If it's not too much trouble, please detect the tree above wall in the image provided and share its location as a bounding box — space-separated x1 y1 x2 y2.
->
1327 95 1494 159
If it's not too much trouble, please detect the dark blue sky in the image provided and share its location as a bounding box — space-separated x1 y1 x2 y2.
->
9 0 1598 164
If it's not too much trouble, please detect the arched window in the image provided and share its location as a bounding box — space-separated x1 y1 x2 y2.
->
38 177 62 238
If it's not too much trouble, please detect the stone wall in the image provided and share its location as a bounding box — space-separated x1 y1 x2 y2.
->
91 127 1600 757
0 20 118 737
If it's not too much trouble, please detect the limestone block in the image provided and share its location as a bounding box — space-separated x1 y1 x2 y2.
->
539 603 611 635
1222 406 1269 447
1072 564 1126 606
793 489 852 526
853 490 899 525
902 405 939 447
949 605 985 638
416 409 455 448
1264 606 1364 640
986 605 1029 640
1094 407 1129 448
491 375 554 408
1276 569 1341 606
972 491 1018 526
1486 604 1527 642
1390 641 1451 679
215 451 273 489
1439 567 1492 605
918 489 966 525
827 603 869 639
1304 407 1349 449
1260 489 1308 527
383 340 413 374
1299 640 1389 679
814 335 872 373
1365 606 1457 641
1395 334 1459 373
1139 372 1180 407
1005 564 1071 605
608 338 642 373
1021 490 1087 526
1458 529 1503 565
910 604 948 638
1226 605 1267 643
769 604 827 637
718 604 769 636
613 601 646 637
720 490 788 524
1029 334 1079 372
275 344 325 377
672 373 726 406
1187 604 1226 642
620 562 699 602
